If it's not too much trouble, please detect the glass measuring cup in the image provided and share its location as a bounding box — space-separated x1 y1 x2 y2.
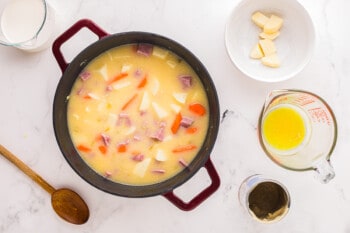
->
0 0 55 52
258 89 337 183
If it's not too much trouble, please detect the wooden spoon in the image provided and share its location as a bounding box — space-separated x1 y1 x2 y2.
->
0 144 89 225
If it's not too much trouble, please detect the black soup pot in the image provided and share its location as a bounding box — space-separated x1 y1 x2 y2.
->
52 19 220 211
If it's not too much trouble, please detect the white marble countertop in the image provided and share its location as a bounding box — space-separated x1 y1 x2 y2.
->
1 0 350 232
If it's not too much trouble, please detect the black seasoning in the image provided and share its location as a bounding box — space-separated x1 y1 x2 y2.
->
248 181 288 220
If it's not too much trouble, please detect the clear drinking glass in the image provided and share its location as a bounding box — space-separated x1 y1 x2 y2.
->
258 89 337 183
0 0 55 52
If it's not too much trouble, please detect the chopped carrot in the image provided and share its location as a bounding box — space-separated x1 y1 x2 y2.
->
107 72 128 85
172 144 197 153
77 144 91 153
121 94 138 110
83 95 92 100
189 103 206 116
186 127 198 134
137 75 148 88
98 145 107 155
171 112 182 134
117 144 127 153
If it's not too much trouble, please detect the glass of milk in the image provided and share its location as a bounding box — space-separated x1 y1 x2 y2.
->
0 0 55 52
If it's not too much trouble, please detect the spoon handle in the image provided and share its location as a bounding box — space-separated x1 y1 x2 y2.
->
0 144 56 194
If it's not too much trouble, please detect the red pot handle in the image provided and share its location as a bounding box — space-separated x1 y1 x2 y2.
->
163 158 220 211
52 19 109 73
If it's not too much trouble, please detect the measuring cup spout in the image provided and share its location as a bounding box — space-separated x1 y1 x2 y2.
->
314 159 335 183
263 89 288 112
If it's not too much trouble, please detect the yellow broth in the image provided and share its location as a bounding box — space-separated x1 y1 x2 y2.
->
67 44 209 186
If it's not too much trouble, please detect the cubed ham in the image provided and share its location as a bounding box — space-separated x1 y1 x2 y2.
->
133 134 142 141
137 44 153 57
77 88 84 96
150 123 165 141
180 116 194 128
117 112 132 126
100 133 111 146
106 85 113 92
104 171 113 178
132 153 145 161
134 69 143 77
178 75 192 88
179 158 189 168
152 169 166 174
79 71 91 81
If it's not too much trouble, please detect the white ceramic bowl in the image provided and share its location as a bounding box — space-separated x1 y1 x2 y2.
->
225 0 315 82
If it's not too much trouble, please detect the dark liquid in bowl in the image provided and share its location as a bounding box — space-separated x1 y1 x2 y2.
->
248 181 289 221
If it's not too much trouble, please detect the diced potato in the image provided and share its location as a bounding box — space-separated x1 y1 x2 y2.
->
139 92 150 112
107 113 117 127
152 102 168 119
167 60 178 68
112 81 131 90
152 47 169 59
250 43 264 59
264 15 283 34
173 92 187 104
261 53 280 68
259 31 280 40
121 64 132 73
170 103 181 113
155 149 167 162
124 126 136 135
259 39 276 56
251 11 269 28
133 158 151 177
151 78 160 96
99 65 109 81
72 114 80 120
163 135 173 142
87 93 100 100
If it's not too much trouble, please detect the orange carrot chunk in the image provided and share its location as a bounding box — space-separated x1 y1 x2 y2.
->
189 103 206 116
186 127 198 134
171 112 182 134
117 144 127 153
172 144 197 153
98 145 107 155
121 94 138 110
108 72 128 85
77 144 91 153
137 76 148 88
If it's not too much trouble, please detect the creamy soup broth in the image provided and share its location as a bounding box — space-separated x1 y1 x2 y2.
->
67 44 209 186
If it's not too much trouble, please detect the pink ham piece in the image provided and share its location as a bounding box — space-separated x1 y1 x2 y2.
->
106 85 113 92
100 133 111 146
134 69 143 78
79 71 91 81
77 88 84 96
117 112 132 126
150 122 166 141
152 169 166 174
104 171 113 178
132 154 144 161
137 44 153 57
180 116 194 128
179 158 189 168
178 75 192 88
